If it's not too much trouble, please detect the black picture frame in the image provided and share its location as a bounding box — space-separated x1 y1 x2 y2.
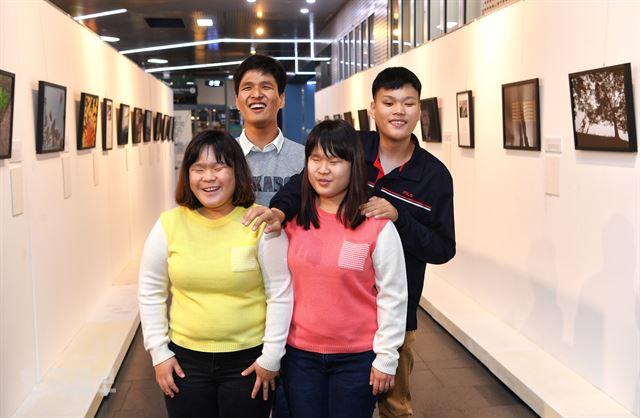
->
502 78 540 151
0 69 16 159
102 98 113 150
77 92 99 150
117 104 130 146
132 107 143 144
569 63 637 152
36 80 67 154
169 116 176 141
333 114 341 120
154 112 163 141
343 111 354 127
357 109 369 131
163 114 170 141
144 110 152 142
420 97 442 142
456 90 474 148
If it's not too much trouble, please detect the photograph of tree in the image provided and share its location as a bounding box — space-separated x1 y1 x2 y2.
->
569 63 636 152
0 70 15 159
36 81 67 154
78 92 99 150
420 97 442 142
502 78 540 150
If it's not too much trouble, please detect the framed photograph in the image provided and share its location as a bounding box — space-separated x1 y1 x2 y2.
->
154 112 163 141
169 116 176 141
0 70 15 159
117 104 130 145
333 114 341 120
77 92 99 150
144 110 152 142
132 107 143 144
343 111 354 127
456 90 474 148
102 98 113 150
36 81 67 154
502 78 540 150
569 63 637 152
323 115 330 121
357 109 369 131
420 97 442 142
163 114 170 141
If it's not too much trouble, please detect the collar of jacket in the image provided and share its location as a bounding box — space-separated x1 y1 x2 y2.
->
360 130 423 182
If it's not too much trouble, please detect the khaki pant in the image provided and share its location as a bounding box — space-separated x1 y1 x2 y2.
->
378 331 416 418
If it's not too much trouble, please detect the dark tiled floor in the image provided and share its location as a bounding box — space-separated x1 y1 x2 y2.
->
95 310 539 418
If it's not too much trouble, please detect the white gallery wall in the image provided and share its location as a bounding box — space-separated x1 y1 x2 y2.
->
0 1 175 415
316 0 639 415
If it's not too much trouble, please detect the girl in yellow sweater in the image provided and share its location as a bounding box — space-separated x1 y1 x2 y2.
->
138 130 293 418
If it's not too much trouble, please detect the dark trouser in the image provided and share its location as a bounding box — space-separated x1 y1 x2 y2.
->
271 377 291 418
282 345 377 418
164 341 272 418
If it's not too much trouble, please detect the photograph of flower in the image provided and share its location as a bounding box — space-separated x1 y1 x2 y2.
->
36 81 67 154
78 92 99 150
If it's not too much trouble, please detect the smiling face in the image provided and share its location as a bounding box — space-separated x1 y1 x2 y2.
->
307 145 352 213
370 84 421 144
189 146 236 219
235 70 285 130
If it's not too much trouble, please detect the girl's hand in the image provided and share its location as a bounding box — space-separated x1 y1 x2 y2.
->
360 197 399 221
154 356 185 398
241 361 278 400
370 367 395 395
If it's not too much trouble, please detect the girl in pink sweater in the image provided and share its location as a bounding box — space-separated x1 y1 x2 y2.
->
282 119 407 418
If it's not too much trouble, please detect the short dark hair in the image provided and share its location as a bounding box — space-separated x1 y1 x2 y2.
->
371 66 422 99
233 54 287 96
175 129 255 209
298 120 368 230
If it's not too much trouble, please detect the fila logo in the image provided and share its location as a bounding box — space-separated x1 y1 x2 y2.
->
402 190 413 198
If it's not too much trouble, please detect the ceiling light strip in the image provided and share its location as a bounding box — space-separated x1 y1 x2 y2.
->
74 8 127 21
121 38 333 55
145 61 244 73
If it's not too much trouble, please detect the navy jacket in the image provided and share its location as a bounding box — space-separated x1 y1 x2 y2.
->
270 130 456 330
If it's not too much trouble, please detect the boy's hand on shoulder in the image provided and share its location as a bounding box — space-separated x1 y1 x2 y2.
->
360 197 398 222
242 206 285 233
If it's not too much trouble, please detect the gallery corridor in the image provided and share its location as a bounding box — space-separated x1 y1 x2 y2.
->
95 309 538 418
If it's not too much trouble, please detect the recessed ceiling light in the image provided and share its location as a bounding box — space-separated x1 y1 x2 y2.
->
256 26 264 35
228 74 234 79
186 81 195 85
197 18 213 27
300 8 309 14
100 35 120 42
250 46 256 55
306 0 316 3
246 0 256 3
148 58 169 64
257 10 263 18
74 8 127 21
